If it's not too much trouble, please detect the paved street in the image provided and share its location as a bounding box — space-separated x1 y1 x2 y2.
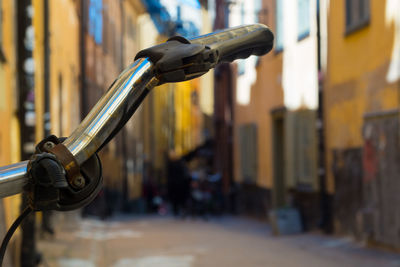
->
37 213 400 267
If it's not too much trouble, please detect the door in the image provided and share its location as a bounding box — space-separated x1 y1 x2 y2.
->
272 108 286 208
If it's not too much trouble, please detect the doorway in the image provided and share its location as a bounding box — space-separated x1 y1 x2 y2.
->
272 108 286 208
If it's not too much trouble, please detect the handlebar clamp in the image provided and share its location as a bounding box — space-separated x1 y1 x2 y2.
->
135 36 218 84
27 153 68 211
26 135 103 211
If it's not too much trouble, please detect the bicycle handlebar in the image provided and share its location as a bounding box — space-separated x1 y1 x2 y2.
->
0 24 274 200
135 24 273 84
0 161 29 198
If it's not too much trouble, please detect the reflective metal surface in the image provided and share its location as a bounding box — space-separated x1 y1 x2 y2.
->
63 58 157 165
0 58 157 199
0 161 29 198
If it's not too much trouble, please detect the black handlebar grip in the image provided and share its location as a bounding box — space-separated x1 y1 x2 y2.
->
190 24 274 63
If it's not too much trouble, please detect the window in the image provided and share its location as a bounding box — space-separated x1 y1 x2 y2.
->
238 60 245 75
298 0 310 40
88 0 103 44
240 3 245 25
345 0 370 34
275 0 284 51
0 0 5 63
254 0 262 22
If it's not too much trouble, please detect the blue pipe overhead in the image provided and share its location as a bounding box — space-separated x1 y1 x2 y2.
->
141 0 200 37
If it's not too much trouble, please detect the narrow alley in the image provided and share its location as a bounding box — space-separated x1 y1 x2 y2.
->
37 214 400 267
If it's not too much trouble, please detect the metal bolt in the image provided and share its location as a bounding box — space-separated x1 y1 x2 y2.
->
73 176 86 188
43 141 56 151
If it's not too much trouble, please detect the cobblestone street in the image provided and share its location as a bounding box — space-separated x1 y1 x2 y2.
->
36 213 400 267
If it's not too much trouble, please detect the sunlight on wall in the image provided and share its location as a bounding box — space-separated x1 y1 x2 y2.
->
199 6 214 116
320 0 330 73
236 56 258 105
229 0 259 106
385 0 400 83
281 0 318 110
138 14 159 50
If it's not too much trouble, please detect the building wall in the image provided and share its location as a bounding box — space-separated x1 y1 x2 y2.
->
230 0 283 217
83 0 125 195
324 0 400 243
199 4 214 120
324 0 398 194
281 0 318 110
122 0 147 200
136 13 158 199
0 1 22 265
49 0 80 137
233 49 284 189
231 0 319 220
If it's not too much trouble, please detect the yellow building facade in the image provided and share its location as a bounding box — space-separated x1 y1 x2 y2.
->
324 0 400 247
0 0 79 264
0 1 23 265
49 0 81 137
325 0 399 191
232 0 284 216
232 0 320 221
33 0 81 138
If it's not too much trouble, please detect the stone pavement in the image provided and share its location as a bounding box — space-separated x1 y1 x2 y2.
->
37 213 400 267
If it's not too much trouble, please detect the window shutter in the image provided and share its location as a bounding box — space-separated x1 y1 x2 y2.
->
239 124 258 183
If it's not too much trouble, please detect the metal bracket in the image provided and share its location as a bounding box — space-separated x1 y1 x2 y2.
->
37 135 83 189
27 135 103 211
135 36 218 84
27 152 68 211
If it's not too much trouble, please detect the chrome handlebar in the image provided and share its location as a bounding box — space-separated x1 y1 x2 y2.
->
63 58 157 165
0 58 156 198
0 161 29 198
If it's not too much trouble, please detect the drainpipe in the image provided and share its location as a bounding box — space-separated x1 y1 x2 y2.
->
120 0 129 209
213 0 234 212
17 0 39 265
44 0 50 137
80 0 87 118
317 0 333 234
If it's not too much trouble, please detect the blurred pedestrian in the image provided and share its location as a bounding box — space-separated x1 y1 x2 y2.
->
167 151 190 217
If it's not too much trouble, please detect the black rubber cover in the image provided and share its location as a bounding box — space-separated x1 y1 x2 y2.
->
190 23 274 63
